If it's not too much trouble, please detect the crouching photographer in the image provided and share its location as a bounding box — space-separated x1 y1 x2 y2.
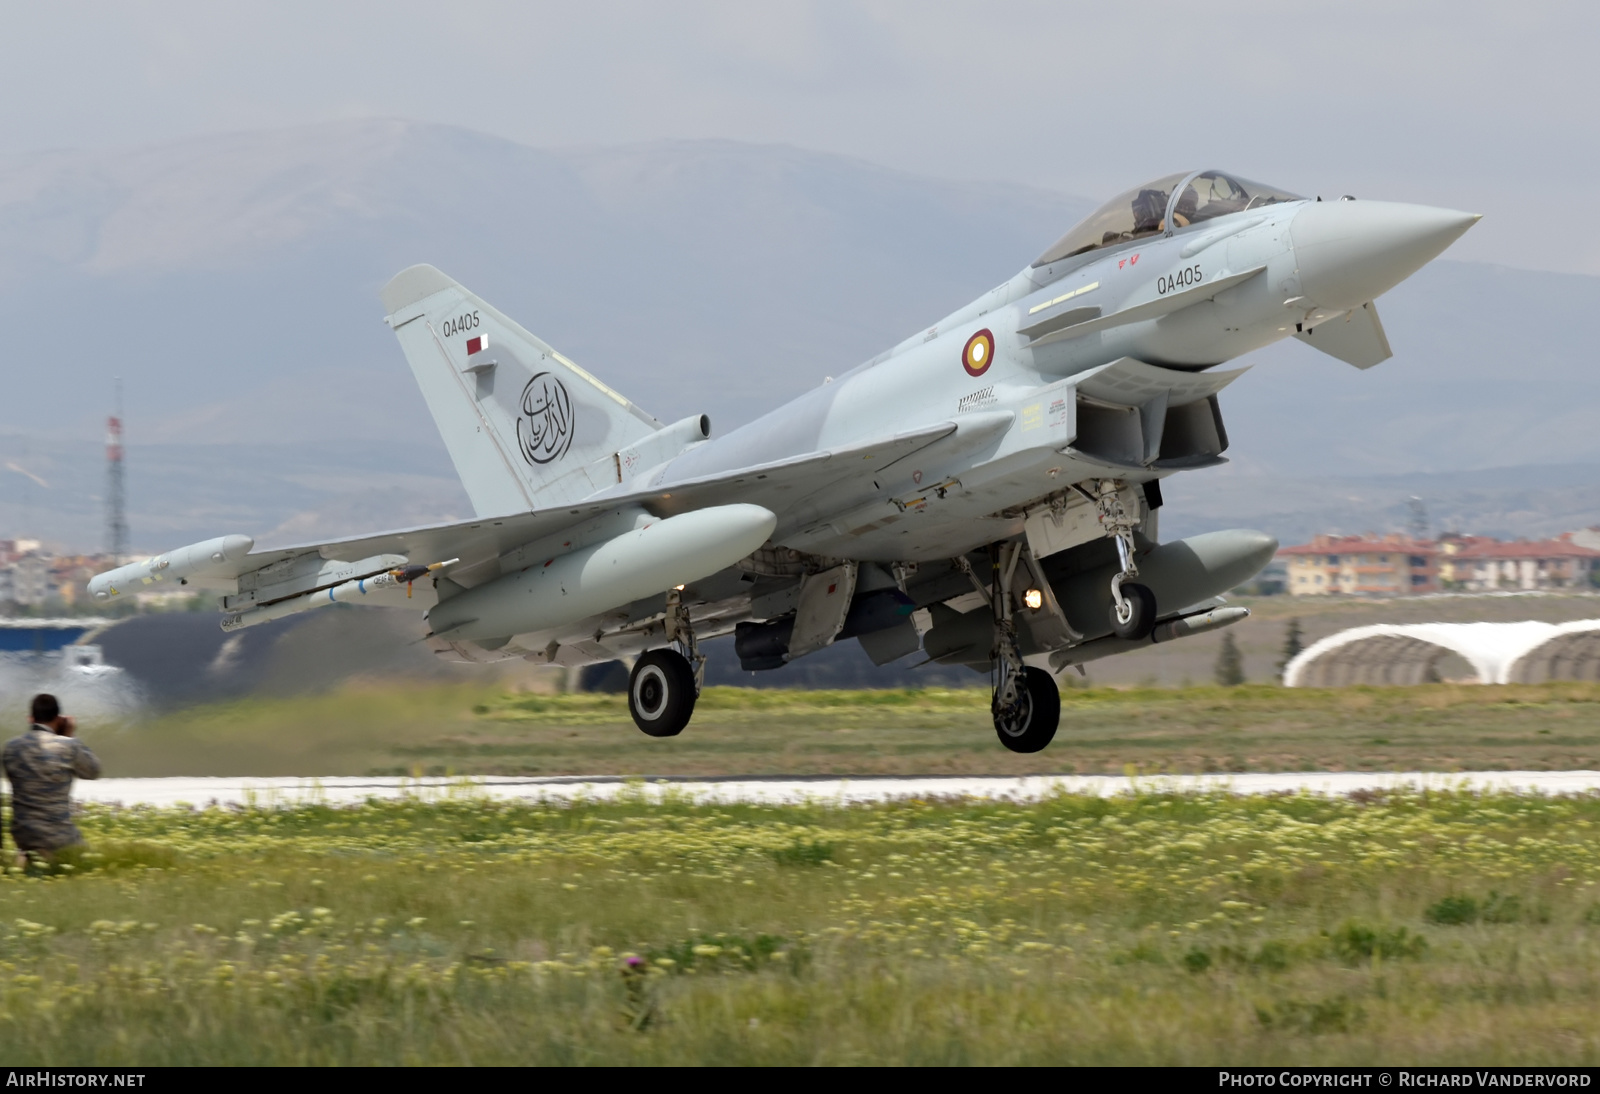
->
2 693 101 869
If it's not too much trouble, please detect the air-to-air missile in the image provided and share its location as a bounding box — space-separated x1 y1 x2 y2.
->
1047 605 1253 671
220 560 454 632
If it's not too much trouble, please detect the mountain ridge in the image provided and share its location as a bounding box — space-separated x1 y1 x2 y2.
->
0 120 1592 553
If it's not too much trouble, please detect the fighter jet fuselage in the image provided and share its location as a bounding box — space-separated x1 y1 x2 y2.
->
89 169 1478 752
662 183 1475 566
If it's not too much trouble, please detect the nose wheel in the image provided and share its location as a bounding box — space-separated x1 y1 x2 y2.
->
629 648 698 738
1109 577 1156 640
1097 480 1157 641
993 666 1061 753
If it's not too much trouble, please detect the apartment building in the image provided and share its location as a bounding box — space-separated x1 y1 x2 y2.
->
0 541 120 610
1435 533 1498 587
1279 533 1438 596
0 552 52 607
1443 535 1600 591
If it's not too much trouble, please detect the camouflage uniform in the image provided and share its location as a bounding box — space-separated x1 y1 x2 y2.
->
2 725 101 853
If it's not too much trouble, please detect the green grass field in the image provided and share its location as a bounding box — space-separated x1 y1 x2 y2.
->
19 682 1600 1064
3 788 1600 1064
87 681 1600 777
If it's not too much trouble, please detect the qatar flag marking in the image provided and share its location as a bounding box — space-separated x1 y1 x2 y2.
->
465 334 488 355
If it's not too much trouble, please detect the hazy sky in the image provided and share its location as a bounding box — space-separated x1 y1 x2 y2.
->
3 1 1595 274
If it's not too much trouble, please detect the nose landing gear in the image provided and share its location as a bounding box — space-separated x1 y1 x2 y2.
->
1110 576 1156 639
1098 480 1157 641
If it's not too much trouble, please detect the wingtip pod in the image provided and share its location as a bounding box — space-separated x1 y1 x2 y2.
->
88 534 255 601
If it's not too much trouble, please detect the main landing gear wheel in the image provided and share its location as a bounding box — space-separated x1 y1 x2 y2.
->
629 649 697 738
1109 582 1157 641
993 666 1061 754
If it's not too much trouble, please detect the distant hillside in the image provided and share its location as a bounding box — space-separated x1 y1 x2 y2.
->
0 120 1595 554
1161 461 1600 547
0 121 1089 548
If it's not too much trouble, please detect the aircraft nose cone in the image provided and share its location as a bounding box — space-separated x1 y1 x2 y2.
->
1290 200 1480 311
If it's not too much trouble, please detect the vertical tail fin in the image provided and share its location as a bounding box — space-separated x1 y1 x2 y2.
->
380 264 661 516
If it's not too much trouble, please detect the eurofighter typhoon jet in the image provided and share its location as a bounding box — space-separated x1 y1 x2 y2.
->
90 171 1477 752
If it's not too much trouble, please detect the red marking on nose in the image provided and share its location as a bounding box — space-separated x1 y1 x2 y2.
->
1130 253 1140 265
828 584 837 594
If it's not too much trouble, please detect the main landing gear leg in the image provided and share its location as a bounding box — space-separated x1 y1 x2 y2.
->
986 542 1061 754
665 586 705 695
627 589 703 738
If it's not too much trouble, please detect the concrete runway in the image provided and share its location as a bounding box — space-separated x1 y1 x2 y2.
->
72 771 1600 809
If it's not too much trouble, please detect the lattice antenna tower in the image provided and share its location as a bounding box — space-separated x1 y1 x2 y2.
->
105 378 129 563
1407 495 1429 543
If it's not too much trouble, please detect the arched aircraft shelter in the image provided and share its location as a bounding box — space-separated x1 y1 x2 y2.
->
1505 620 1600 683
1283 620 1600 687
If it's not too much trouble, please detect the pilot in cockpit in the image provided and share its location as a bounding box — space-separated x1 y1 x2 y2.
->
1128 188 1167 237
1056 171 1304 265
1169 184 1201 229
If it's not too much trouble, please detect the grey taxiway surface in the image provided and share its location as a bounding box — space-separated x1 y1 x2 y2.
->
73 772 1600 809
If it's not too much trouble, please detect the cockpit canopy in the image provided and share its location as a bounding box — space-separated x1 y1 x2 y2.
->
1033 170 1304 267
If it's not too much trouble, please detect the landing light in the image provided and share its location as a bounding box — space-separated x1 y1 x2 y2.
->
1023 588 1044 611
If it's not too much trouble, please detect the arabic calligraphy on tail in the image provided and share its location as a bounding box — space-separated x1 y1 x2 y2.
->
517 372 575 465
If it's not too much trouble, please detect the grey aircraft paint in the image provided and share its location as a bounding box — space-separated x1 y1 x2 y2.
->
89 168 1477 747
